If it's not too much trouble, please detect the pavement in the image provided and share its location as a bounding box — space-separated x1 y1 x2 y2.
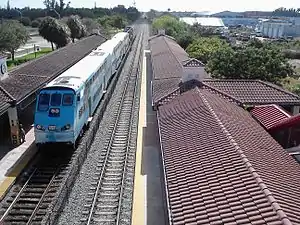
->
132 50 166 225
0 128 37 200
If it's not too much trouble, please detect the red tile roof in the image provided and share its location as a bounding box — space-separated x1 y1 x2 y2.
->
149 35 189 80
152 78 180 105
158 87 300 225
250 104 291 130
203 79 300 106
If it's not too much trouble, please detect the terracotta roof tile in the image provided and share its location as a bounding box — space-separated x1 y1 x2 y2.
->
250 104 291 130
152 78 180 104
203 79 300 105
158 87 300 224
0 84 14 114
149 35 189 80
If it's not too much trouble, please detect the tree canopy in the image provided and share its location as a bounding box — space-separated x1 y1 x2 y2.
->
0 3 140 23
273 7 300 17
152 15 188 39
186 37 228 63
66 15 86 42
206 43 294 84
0 20 30 60
39 16 71 50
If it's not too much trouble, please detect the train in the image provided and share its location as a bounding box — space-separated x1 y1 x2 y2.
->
34 28 134 147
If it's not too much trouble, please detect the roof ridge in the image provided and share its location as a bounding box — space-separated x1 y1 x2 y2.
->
258 80 300 100
162 36 184 69
196 88 293 225
155 87 181 107
202 82 242 105
0 83 15 103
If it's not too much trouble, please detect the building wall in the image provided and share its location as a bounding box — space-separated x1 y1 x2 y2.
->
260 21 300 38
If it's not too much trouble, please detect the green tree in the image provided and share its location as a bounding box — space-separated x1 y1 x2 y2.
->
0 20 30 60
20 17 32 26
98 14 127 29
126 7 140 22
66 15 86 42
206 46 294 84
31 19 41 28
39 16 70 50
191 23 217 37
152 15 188 39
186 37 228 63
82 18 102 35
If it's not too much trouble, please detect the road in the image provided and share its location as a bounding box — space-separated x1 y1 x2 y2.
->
15 35 52 59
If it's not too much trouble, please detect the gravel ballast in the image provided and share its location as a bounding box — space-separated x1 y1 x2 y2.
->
57 24 148 225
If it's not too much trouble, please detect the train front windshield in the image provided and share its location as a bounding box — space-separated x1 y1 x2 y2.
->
37 93 74 113
35 90 75 143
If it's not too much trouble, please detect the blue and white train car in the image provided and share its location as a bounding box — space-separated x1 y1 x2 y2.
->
34 47 111 146
97 32 130 74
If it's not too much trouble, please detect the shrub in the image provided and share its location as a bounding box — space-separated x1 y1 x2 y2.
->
20 17 32 26
31 20 41 28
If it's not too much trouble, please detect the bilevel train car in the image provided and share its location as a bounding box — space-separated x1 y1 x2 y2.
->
34 31 131 147
97 32 130 75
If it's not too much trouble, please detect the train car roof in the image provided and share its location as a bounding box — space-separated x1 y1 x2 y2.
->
46 49 109 90
96 39 116 52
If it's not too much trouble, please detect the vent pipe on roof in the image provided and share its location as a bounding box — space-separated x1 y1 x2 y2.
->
0 55 8 81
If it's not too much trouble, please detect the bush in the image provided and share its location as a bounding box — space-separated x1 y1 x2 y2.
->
20 17 32 26
7 58 31 66
31 20 41 28
283 49 300 59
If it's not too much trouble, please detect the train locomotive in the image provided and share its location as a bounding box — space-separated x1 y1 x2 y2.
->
34 30 132 147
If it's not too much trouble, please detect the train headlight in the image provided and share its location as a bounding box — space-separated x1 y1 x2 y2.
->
61 124 71 131
36 124 41 130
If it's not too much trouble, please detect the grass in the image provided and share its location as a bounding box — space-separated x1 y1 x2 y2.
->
7 48 52 70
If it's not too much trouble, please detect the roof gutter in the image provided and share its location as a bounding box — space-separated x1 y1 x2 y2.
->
156 111 173 225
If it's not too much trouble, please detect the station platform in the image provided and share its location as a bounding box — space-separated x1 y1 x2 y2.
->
132 50 166 225
0 128 37 200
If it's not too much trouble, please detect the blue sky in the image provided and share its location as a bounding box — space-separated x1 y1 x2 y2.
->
5 0 300 12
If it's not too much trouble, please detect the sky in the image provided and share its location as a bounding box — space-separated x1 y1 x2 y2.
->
4 0 300 13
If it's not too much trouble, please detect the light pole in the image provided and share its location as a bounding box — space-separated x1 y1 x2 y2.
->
50 8 61 19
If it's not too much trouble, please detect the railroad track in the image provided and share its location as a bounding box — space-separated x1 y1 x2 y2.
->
80 30 144 225
0 148 72 225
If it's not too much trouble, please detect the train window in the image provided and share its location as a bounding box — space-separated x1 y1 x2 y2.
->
50 93 62 106
38 93 50 111
63 94 73 106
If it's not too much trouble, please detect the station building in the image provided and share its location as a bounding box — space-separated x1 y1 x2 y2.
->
148 31 300 224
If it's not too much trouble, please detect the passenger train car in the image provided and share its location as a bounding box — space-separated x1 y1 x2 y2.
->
34 31 131 147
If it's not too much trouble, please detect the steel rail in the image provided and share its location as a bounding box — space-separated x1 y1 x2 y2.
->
86 32 144 225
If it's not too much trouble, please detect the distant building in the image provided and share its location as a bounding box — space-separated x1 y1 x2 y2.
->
180 17 225 27
257 18 300 38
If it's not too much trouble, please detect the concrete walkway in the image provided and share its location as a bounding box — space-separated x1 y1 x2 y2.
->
0 128 37 200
